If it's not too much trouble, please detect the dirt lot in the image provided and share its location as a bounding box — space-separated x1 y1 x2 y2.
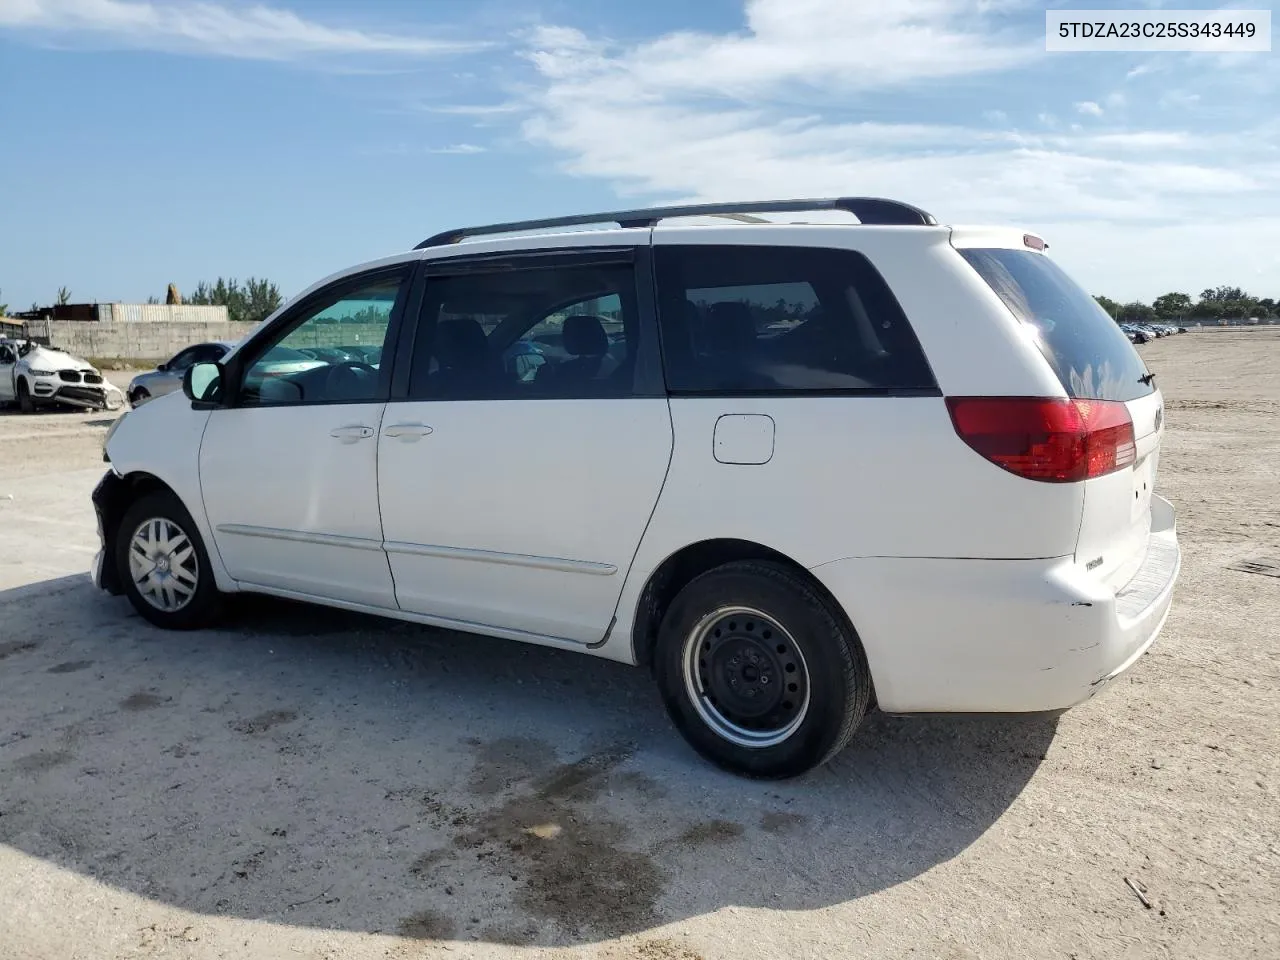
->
1 336 1277 960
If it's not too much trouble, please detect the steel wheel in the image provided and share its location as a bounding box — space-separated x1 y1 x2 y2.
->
127 517 199 613
682 604 811 749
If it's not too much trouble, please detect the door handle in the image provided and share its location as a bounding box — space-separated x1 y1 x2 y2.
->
383 423 434 441
329 425 375 444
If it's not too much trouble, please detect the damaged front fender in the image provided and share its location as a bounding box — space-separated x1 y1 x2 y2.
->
91 470 129 595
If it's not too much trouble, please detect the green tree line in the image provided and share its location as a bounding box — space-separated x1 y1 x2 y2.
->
1094 287 1277 325
181 277 283 325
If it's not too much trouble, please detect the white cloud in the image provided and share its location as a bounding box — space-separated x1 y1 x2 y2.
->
428 143 486 155
0 0 485 59
516 0 1279 298
525 0 1035 100
1075 101 1104 117
426 103 522 117
1161 91 1202 108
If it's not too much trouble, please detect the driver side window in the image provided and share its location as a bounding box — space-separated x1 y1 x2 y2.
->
167 347 200 371
239 270 408 407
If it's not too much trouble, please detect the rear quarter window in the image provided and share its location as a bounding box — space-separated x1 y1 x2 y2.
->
959 248 1154 402
654 245 936 394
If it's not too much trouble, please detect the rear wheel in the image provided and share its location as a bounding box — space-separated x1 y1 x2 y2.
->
115 490 222 629
654 560 871 778
16 378 35 413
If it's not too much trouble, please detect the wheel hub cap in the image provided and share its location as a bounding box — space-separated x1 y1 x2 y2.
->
128 517 198 613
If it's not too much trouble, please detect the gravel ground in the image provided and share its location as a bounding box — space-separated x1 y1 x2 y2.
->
0 335 1277 960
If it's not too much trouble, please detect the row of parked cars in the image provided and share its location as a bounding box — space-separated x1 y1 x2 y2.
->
1119 322 1187 344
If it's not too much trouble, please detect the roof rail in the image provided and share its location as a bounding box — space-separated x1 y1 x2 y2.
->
413 197 937 249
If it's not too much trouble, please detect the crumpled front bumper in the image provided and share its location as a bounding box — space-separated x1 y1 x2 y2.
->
32 379 113 409
90 470 125 595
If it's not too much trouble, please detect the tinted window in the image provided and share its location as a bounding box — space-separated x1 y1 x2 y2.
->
239 272 407 406
166 346 201 371
655 245 935 394
959 248 1154 402
409 263 637 400
192 343 228 364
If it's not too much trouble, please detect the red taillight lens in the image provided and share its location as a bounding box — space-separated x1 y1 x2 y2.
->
946 397 1136 482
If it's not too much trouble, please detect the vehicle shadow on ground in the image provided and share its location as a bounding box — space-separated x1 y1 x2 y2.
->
0 576 1057 947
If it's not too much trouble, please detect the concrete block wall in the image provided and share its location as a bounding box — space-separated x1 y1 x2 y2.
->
28 319 392 363
35 321 259 362
284 324 389 351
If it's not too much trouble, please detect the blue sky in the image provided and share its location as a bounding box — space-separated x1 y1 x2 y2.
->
1 0 1277 309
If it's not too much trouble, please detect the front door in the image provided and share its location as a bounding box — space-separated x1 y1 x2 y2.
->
378 248 673 644
199 266 412 608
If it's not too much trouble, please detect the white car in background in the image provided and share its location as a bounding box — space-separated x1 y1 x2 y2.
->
0 338 124 412
92 197 1180 778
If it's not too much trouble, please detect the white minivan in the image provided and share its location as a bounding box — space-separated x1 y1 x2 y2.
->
93 198 1180 778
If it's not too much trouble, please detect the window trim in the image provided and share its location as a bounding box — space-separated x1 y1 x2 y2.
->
390 246 664 402
667 385 943 399
653 243 938 398
219 263 415 410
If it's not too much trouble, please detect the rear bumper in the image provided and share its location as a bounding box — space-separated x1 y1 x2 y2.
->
810 495 1181 713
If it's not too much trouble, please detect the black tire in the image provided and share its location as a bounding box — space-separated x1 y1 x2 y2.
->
654 560 872 779
115 489 222 629
17 378 35 413
129 388 149 408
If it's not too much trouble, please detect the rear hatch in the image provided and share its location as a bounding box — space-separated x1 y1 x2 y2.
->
957 244 1162 591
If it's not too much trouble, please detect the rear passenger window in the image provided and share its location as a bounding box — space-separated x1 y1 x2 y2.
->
654 245 935 394
409 263 638 400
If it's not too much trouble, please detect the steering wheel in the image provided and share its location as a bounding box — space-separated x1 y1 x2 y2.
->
323 360 379 400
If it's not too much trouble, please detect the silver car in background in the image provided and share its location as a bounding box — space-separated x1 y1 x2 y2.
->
128 342 327 406
128 342 233 407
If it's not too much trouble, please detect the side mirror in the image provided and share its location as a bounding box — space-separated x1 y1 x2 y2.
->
156 362 169 372
183 362 223 408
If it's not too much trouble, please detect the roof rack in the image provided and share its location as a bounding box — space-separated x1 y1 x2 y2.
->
413 197 937 249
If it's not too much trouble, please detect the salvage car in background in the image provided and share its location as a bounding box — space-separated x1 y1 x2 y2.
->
0 338 124 412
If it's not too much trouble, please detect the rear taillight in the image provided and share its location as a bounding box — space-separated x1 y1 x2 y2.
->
946 397 1136 483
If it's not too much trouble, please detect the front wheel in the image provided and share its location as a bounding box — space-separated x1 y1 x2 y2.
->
16 378 35 413
115 490 222 629
654 560 872 779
